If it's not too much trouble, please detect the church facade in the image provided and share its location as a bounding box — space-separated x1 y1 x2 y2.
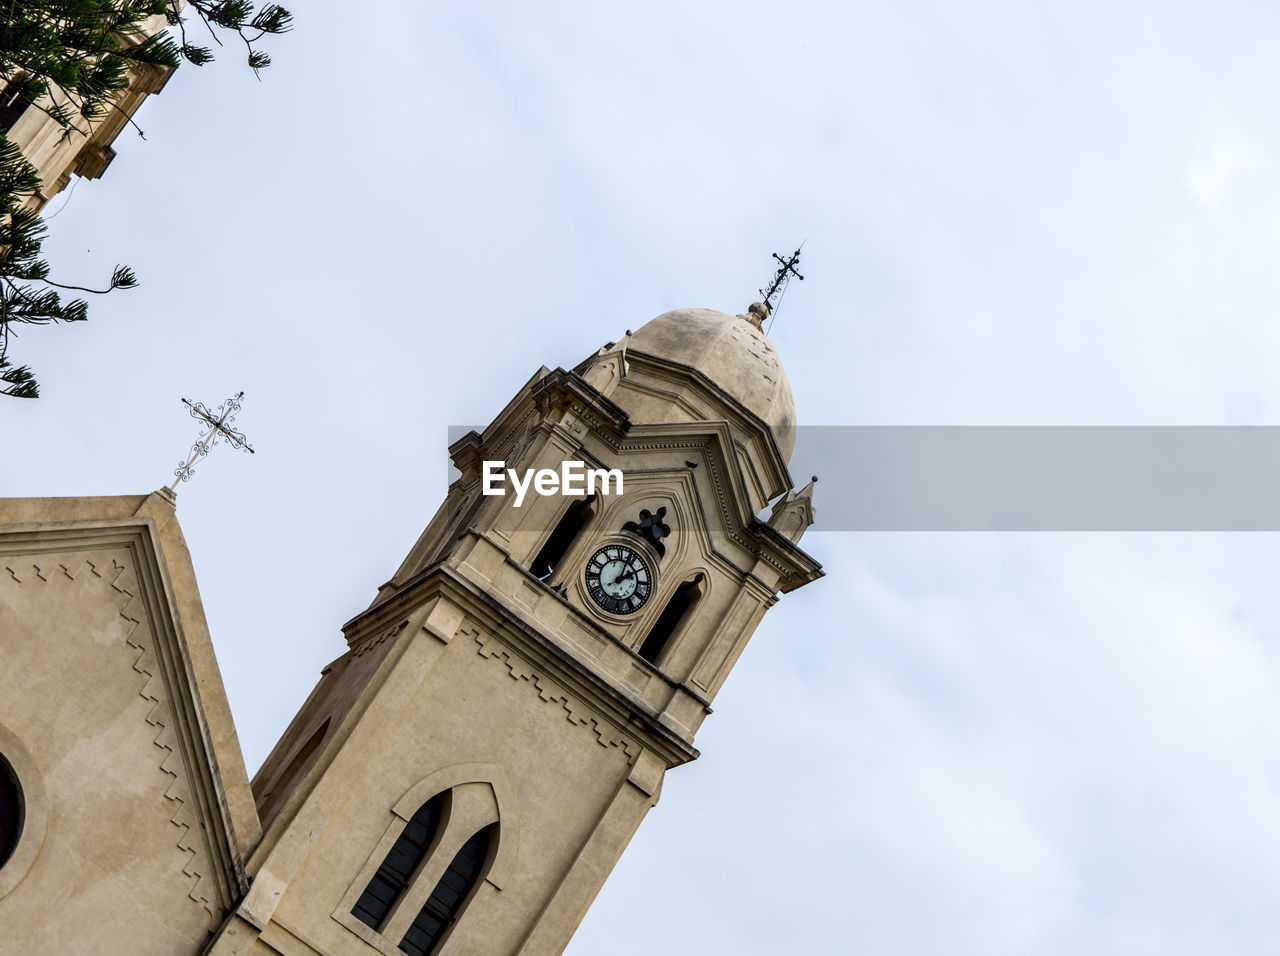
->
0 304 821 955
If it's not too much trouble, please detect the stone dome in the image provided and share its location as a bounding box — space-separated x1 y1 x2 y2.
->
625 307 797 460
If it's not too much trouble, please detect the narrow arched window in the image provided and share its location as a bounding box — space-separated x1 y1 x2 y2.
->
398 823 498 956
0 753 22 869
530 496 595 580
639 574 704 665
353 791 450 931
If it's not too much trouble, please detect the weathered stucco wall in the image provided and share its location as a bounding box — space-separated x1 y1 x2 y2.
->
0 496 260 956
0 543 220 953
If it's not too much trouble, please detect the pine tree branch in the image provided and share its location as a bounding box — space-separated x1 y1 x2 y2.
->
0 0 293 398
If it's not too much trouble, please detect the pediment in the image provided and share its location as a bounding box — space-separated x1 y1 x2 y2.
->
0 494 260 941
597 420 821 593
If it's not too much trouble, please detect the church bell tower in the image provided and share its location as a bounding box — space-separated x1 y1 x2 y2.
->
208 304 822 956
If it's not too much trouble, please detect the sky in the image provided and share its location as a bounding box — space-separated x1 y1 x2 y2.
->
7 1 1280 952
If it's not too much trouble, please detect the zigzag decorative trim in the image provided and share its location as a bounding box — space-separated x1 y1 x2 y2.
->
471 628 637 759
2 554 216 924
352 619 408 658
107 559 218 924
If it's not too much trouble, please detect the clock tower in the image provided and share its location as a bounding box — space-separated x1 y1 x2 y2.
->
207 304 822 956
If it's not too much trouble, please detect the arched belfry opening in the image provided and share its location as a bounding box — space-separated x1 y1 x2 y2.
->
638 573 705 665
530 495 596 580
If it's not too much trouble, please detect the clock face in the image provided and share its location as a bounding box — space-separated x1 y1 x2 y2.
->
584 544 653 615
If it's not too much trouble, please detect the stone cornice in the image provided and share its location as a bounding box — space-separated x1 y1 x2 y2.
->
529 367 633 439
575 349 794 486
512 371 821 586
442 371 823 595
348 563 701 768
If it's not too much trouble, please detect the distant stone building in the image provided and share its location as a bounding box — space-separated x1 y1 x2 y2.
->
1 14 174 211
0 304 821 954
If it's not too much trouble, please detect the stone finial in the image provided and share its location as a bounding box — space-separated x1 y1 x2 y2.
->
767 475 817 543
746 301 770 330
582 329 631 396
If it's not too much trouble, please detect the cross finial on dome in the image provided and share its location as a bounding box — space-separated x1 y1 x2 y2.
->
758 245 805 332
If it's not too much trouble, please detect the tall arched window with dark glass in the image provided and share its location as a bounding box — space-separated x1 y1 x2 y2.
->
398 823 498 956
0 753 22 869
352 791 449 931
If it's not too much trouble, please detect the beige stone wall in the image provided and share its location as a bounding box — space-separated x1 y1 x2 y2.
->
0 496 260 956
208 313 819 954
252 619 407 832
0 544 220 954
235 601 656 956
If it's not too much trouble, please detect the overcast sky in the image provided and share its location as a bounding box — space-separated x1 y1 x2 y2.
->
7 2 1280 953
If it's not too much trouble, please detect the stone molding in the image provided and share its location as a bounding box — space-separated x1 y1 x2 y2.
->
470 627 639 760
0 518 250 918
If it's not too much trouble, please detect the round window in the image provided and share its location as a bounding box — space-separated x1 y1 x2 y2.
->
0 753 23 869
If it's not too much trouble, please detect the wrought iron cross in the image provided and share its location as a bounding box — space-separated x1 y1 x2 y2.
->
759 245 805 318
165 390 255 493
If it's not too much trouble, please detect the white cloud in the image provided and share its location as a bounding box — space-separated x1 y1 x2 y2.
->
1186 141 1260 208
11 2 1280 952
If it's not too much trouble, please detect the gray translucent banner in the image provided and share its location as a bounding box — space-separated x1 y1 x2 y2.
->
789 426 1280 531
449 426 1280 531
